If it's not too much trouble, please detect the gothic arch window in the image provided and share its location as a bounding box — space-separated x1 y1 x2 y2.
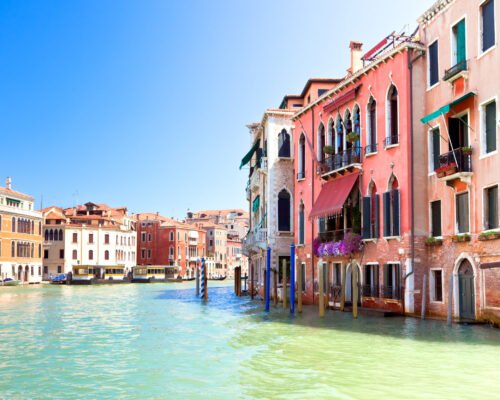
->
383 175 400 237
335 114 344 154
327 118 335 147
363 180 380 239
386 85 399 145
367 97 377 153
12 217 16 233
298 201 305 244
59 229 63 241
317 123 326 162
49 229 54 241
298 134 306 179
278 189 291 232
278 129 291 158
44 230 49 241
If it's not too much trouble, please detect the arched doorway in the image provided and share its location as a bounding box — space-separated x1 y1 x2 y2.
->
458 259 475 320
18 266 23 281
24 266 29 283
345 263 361 306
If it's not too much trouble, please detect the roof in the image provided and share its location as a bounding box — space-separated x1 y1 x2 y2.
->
418 0 455 26
0 186 34 201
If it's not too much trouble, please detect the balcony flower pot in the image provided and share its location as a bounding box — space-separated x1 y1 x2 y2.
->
346 132 360 143
478 231 500 241
436 162 457 178
323 145 335 155
461 146 472 156
451 234 471 243
425 237 443 246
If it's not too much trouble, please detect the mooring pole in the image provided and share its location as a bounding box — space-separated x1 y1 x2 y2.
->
282 258 287 309
290 244 295 315
265 247 271 312
447 274 453 326
352 265 358 319
340 264 346 311
250 262 254 300
421 273 427 320
319 263 325 318
297 261 302 313
273 269 278 306
203 258 208 302
196 263 200 296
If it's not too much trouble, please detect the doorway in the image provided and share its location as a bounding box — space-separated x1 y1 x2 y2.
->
458 259 475 320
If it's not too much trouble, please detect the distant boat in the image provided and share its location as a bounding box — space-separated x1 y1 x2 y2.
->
2 278 20 286
209 276 226 281
50 274 67 284
182 277 196 281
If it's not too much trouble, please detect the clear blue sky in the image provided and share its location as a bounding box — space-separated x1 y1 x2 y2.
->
0 0 434 218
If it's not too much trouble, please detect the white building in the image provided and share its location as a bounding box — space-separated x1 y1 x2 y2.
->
42 202 137 279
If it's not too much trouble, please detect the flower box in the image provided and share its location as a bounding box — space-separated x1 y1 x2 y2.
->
436 163 457 178
425 237 443 246
451 234 471 243
478 232 500 241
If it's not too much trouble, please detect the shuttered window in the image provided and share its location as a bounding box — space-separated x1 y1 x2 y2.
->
431 127 440 171
452 19 466 65
456 192 470 233
362 197 371 239
482 0 495 52
429 41 439 86
485 186 499 230
301 263 306 291
431 201 442 237
485 101 497 153
298 205 305 244
383 189 400 237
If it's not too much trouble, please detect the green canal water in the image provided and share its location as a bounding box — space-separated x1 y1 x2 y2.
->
0 282 499 399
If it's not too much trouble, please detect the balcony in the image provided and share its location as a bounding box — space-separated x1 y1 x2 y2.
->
362 284 380 297
435 147 472 184
443 60 468 82
365 143 377 155
317 228 352 243
384 135 399 147
242 228 268 253
249 169 261 192
320 147 362 179
381 285 402 300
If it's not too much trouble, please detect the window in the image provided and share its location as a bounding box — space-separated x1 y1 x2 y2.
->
317 123 326 162
301 263 306 291
363 181 380 239
298 202 305 245
72 250 77 260
430 127 441 172
481 0 495 52
209 239 213 246
428 41 439 86
44 230 49 241
44 249 48 259
148 249 152 258
367 97 377 153
277 190 291 231
44 266 48 274
430 200 442 237
12 217 16 232
456 192 470 233
452 19 466 66
105 250 109 260
105 234 110 244
170 231 174 241
141 249 146 258
383 176 400 237
89 250 94 260
72 232 78 243
57 266 62 274
89 233 94 244
278 129 291 158
482 100 497 154
148 233 152 242
141 232 146 242
59 249 64 259
430 270 443 302
38 244 41 258
169 246 174 256
383 263 401 299
386 85 399 146
363 264 379 297
298 134 306 179
484 185 499 230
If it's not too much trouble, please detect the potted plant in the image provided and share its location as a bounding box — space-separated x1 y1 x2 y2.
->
478 231 500 241
346 131 360 143
461 146 472 155
436 162 457 178
425 236 443 246
451 233 471 243
323 145 335 155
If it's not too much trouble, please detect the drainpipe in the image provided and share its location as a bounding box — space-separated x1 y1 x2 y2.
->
311 104 315 305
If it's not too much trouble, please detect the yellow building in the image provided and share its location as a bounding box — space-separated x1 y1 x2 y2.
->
0 178 43 283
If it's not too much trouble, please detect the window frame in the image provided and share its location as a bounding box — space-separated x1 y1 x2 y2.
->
483 184 499 231
428 124 441 174
479 96 498 158
385 84 400 147
430 200 443 238
455 191 470 234
450 16 467 67
429 268 444 304
479 0 496 55
427 38 440 89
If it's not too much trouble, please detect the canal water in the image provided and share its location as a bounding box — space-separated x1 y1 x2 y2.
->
0 283 499 399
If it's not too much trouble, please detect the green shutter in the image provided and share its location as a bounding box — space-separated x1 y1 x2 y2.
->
456 19 466 63
252 196 260 213
486 101 497 153
433 128 441 170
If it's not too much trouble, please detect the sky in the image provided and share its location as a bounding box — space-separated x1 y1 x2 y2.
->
0 0 435 219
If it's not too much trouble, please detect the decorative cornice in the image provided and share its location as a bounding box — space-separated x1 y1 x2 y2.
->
417 0 455 26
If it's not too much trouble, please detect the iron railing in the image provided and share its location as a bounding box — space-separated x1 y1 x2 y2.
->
381 285 402 300
385 135 399 147
436 147 472 173
317 228 352 243
321 147 361 174
443 59 468 81
297 171 305 180
362 284 380 297
365 143 377 154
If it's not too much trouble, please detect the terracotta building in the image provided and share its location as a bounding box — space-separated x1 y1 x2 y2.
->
0 178 43 283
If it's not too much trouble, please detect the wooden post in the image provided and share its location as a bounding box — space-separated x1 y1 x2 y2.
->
352 265 358 319
196 265 200 296
319 263 325 317
298 262 303 313
340 264 346 311
273 269 278 306
265 247 271 312
250 263 254 300
203 260 208 302
421 273 427 320
447 274 453 325
325 263 330 310
282 258 287 309
290 245 295 315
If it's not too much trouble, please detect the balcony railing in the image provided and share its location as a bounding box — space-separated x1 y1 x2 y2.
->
362 284 380 297
297 171 305 180
435 147 472 174
381 285 402 300
443 60 468 81
385 135 399 147
317 228 352 243
365 143 377 154
321 147 361 175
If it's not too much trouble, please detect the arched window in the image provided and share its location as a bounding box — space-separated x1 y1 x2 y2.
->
298 134 306 179
278 129 291 158
169 231 174 241
59 229 63 241
344 109 353 149
336 115 344 154
38 221 42 235
54 229 59 241
49 229 54 241
383 175 400 237
12 217 16 233
386 85 399 146
89 250 94 260
44 230 49 241
11 241 15 257
298 202 305 244
105 250 109 260
363 181 380 239
278 189 291 232
327 119 335 147
31 243 34 258
317 123 326 162
367 97 377 153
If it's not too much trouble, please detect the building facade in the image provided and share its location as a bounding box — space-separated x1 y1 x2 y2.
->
0 178 43 283
42 202 137 279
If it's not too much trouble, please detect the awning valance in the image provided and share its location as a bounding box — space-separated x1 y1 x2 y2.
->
323 85 361 114
252 196 260 213
310 172 359 219
6 198 21 204
239 139 261 169
421 92 475 124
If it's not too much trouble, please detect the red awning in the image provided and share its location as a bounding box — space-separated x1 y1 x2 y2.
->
323 85 361 114
309 172 359 219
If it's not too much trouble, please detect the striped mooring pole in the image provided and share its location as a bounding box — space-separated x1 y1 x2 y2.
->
200 257 207 302
290 244 295 315
265 247 271 312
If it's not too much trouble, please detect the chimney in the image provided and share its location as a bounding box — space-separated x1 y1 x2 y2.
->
349 41 363 74
6 177 11 190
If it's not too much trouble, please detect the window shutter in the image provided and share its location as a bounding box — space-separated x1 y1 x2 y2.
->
393 189 400 236
482 0 495 51
362 197 371 239
299 208 305 244
488 186 498 230
383 264 389 288
374 194 380 238
456 19 466 63
383 192 391 237
486 101 497 153
432 128 440 170
429 41 439 86
431 201 442 237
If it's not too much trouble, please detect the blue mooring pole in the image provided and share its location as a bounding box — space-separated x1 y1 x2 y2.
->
290 244 295 315
265 247 271 312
